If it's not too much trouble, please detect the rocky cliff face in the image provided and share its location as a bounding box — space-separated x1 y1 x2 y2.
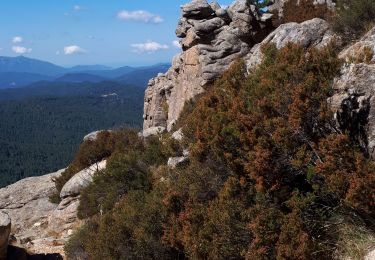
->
330 27 375 158
142 0 339 134
143 0 274 132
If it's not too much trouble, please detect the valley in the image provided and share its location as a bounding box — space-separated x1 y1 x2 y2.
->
0 59 168 187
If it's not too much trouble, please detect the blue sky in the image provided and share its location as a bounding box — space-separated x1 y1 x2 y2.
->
0 0 234 67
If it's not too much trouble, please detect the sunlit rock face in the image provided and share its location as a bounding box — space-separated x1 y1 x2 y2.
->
143 0 273 132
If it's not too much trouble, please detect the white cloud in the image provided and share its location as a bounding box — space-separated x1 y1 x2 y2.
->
73 5 82 11
63 45 86 55
172 40 181 48
12 46 32 54
131 41 169 53
12 36 23 44
117 10 163 24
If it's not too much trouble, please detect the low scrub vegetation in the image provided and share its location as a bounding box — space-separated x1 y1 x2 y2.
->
50 129 143 202
332 0 375 40
274 0 332 25
65 43 375 259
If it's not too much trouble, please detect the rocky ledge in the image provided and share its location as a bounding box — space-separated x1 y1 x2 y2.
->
0 159 107 257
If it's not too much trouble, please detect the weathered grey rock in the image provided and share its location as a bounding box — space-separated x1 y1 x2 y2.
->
171 128 184 141
245 18 337 71
182 0 214 19
366 248 375 260
0 168 82 256
83 130 111 142
60 160 107 199
0 212 11 259
168 156 189 169
210 1 221 12
215 8 231 22
176 17 192 38
193 17 225 36
142 126 166 138
167 149 190 169
143 0 271 133
329 26 375 158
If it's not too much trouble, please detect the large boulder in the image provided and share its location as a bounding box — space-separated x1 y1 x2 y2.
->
60 160 107 199
0 212 11 259
0 168 81 256
143 0 273 132
329 26 375 158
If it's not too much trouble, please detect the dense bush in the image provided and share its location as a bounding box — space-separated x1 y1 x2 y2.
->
77 134 173 218
66 43 375 259
332 0 375 40
51 129 142 202
273 0 332 25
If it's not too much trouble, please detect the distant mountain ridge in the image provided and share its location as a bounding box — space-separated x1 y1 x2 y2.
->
0 56 65 76
0 56 170 89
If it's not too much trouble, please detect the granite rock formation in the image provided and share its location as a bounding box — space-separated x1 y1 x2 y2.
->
0 160 106 257
0 169 74 256
143 0 274 132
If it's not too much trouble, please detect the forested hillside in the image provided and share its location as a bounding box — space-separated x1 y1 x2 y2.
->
0 82 144 187
62 42 375 260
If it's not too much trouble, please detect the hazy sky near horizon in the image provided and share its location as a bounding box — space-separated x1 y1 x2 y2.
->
0 0 234 67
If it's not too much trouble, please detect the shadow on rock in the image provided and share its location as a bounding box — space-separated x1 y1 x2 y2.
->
7 245 63 260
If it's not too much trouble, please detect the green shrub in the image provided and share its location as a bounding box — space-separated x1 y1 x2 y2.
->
78 152 151 219
332 0 375 40
64 223 91 260
69 190 182 260
77 133 175 218
273 0 332 25
50 129 142 203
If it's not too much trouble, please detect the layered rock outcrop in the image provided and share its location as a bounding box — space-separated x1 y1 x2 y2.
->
143 0 274 132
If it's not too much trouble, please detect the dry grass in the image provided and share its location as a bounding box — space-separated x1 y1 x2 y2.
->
332 213 375 259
